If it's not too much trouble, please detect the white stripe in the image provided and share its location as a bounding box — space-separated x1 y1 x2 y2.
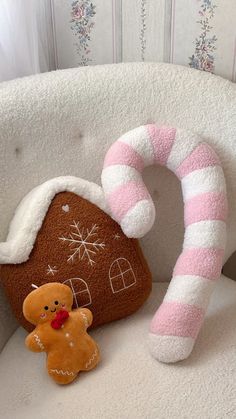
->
164 275 214 309
148 334 195 363
119 125 154 165
181 166 226 202
120 199 155 238
101 165 141 195
183 220 226 249
167 129 201 171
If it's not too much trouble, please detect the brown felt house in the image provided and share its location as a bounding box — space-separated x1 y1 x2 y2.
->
0 177 152 331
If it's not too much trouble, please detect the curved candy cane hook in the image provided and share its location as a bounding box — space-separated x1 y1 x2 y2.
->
102 125 228 363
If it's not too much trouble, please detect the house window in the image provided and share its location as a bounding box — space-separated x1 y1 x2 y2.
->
63 277 91 307
109 258 136 294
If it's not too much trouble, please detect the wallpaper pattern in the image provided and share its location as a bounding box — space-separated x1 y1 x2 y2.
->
52 0 236 81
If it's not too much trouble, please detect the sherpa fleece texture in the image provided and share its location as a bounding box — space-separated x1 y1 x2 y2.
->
1 277 236 419
102 125 227 362
0 179 151 332
1 62 236 350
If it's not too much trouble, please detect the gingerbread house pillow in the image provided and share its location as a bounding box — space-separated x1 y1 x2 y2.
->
0 176 152 331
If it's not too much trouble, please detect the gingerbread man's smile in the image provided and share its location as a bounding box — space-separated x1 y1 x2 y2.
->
43 300 60 315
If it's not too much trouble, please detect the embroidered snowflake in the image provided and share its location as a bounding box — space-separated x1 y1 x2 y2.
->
46 265 58 276
59 221 105 266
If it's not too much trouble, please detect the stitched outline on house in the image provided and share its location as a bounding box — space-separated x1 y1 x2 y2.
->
109 257 137 294
63 277 92 307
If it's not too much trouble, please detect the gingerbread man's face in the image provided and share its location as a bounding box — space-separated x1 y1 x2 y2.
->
23 282 73 326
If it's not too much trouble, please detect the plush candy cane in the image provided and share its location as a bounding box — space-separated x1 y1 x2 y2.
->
101 125 228 363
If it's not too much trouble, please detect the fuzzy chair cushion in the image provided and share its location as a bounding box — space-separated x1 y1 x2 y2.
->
0 276 235 419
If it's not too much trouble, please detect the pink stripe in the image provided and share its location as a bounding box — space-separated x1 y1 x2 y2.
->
174 248 224 280
147 125 176 166
103 141 144 172
150 301 204 339
185 192 228 226
175 143 220 179
107 181 151 222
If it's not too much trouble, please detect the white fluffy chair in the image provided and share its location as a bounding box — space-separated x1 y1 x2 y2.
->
0 63 236 418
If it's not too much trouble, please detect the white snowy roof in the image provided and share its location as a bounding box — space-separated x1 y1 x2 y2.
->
0 176 109 264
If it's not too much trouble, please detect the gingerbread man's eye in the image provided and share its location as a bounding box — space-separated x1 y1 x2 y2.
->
44 306 49 311
54 301 59 305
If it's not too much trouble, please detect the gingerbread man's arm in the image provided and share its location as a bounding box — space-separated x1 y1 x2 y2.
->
25 329 46 352
74 308 93 330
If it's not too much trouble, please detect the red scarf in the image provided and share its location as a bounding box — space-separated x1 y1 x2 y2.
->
51 309 69 330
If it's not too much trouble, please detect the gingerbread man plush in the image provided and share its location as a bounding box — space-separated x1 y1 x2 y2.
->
23 282 100 384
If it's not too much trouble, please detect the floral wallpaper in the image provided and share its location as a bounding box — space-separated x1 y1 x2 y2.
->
189 0 217 73
139 0 147 62
52 0 236 82
70 1 96 66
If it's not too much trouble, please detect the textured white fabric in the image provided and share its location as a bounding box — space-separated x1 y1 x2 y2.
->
1 62 236 350
121 200 156 238
119 125 154 165
183 220 227 249
1 277 236 419
166 129 201 171
181 166 226 202
164 275 214 308
101 165 140 195
1 63 236 279
148 333 195 364
0 176 108 264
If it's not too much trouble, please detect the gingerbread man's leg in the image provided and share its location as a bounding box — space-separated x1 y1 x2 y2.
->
47 353 77 385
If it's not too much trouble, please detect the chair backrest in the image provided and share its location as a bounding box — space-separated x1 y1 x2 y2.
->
1 62 236 349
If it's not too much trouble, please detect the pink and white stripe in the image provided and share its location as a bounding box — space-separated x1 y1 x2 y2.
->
102 124 228 363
